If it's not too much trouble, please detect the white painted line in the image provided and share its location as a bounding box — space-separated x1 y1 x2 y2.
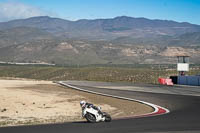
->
58 81 170 118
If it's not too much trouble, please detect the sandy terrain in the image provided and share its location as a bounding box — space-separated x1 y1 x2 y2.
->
0 78 153 127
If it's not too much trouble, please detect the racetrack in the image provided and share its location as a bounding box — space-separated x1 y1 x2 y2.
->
0 81 200 133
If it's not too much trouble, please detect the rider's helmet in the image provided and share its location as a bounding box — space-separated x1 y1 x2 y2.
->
80 100 86 108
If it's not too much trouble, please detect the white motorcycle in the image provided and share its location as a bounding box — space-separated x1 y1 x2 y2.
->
82 106 112 123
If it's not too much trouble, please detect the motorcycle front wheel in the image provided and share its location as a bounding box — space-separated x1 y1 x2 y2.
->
85 113 96 123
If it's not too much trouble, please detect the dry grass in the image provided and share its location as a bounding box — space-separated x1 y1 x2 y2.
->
0 65 194 84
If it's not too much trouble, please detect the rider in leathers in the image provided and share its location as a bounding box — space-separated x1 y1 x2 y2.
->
80 101 102 118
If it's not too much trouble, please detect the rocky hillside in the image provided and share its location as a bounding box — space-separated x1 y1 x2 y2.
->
0 16 200 65
0 39 199 64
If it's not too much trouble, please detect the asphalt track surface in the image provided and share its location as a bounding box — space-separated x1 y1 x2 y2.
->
1 81 200 133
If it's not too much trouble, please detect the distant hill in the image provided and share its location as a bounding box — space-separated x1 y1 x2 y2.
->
0 16 71 33
168 32 200 46
0 27 56 48
0 16 200 65
0 16 200 40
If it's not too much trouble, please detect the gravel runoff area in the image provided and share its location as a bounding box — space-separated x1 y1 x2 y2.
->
0 78 153 127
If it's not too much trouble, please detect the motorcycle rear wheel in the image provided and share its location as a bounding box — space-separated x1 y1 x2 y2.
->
103 112 112 122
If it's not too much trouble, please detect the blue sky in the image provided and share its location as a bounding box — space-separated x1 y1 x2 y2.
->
0 0 200 24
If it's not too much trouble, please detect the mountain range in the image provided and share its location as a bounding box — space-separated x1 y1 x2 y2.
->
0 16 200 65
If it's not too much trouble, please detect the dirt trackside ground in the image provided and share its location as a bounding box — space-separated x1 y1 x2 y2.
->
0 78 153 127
